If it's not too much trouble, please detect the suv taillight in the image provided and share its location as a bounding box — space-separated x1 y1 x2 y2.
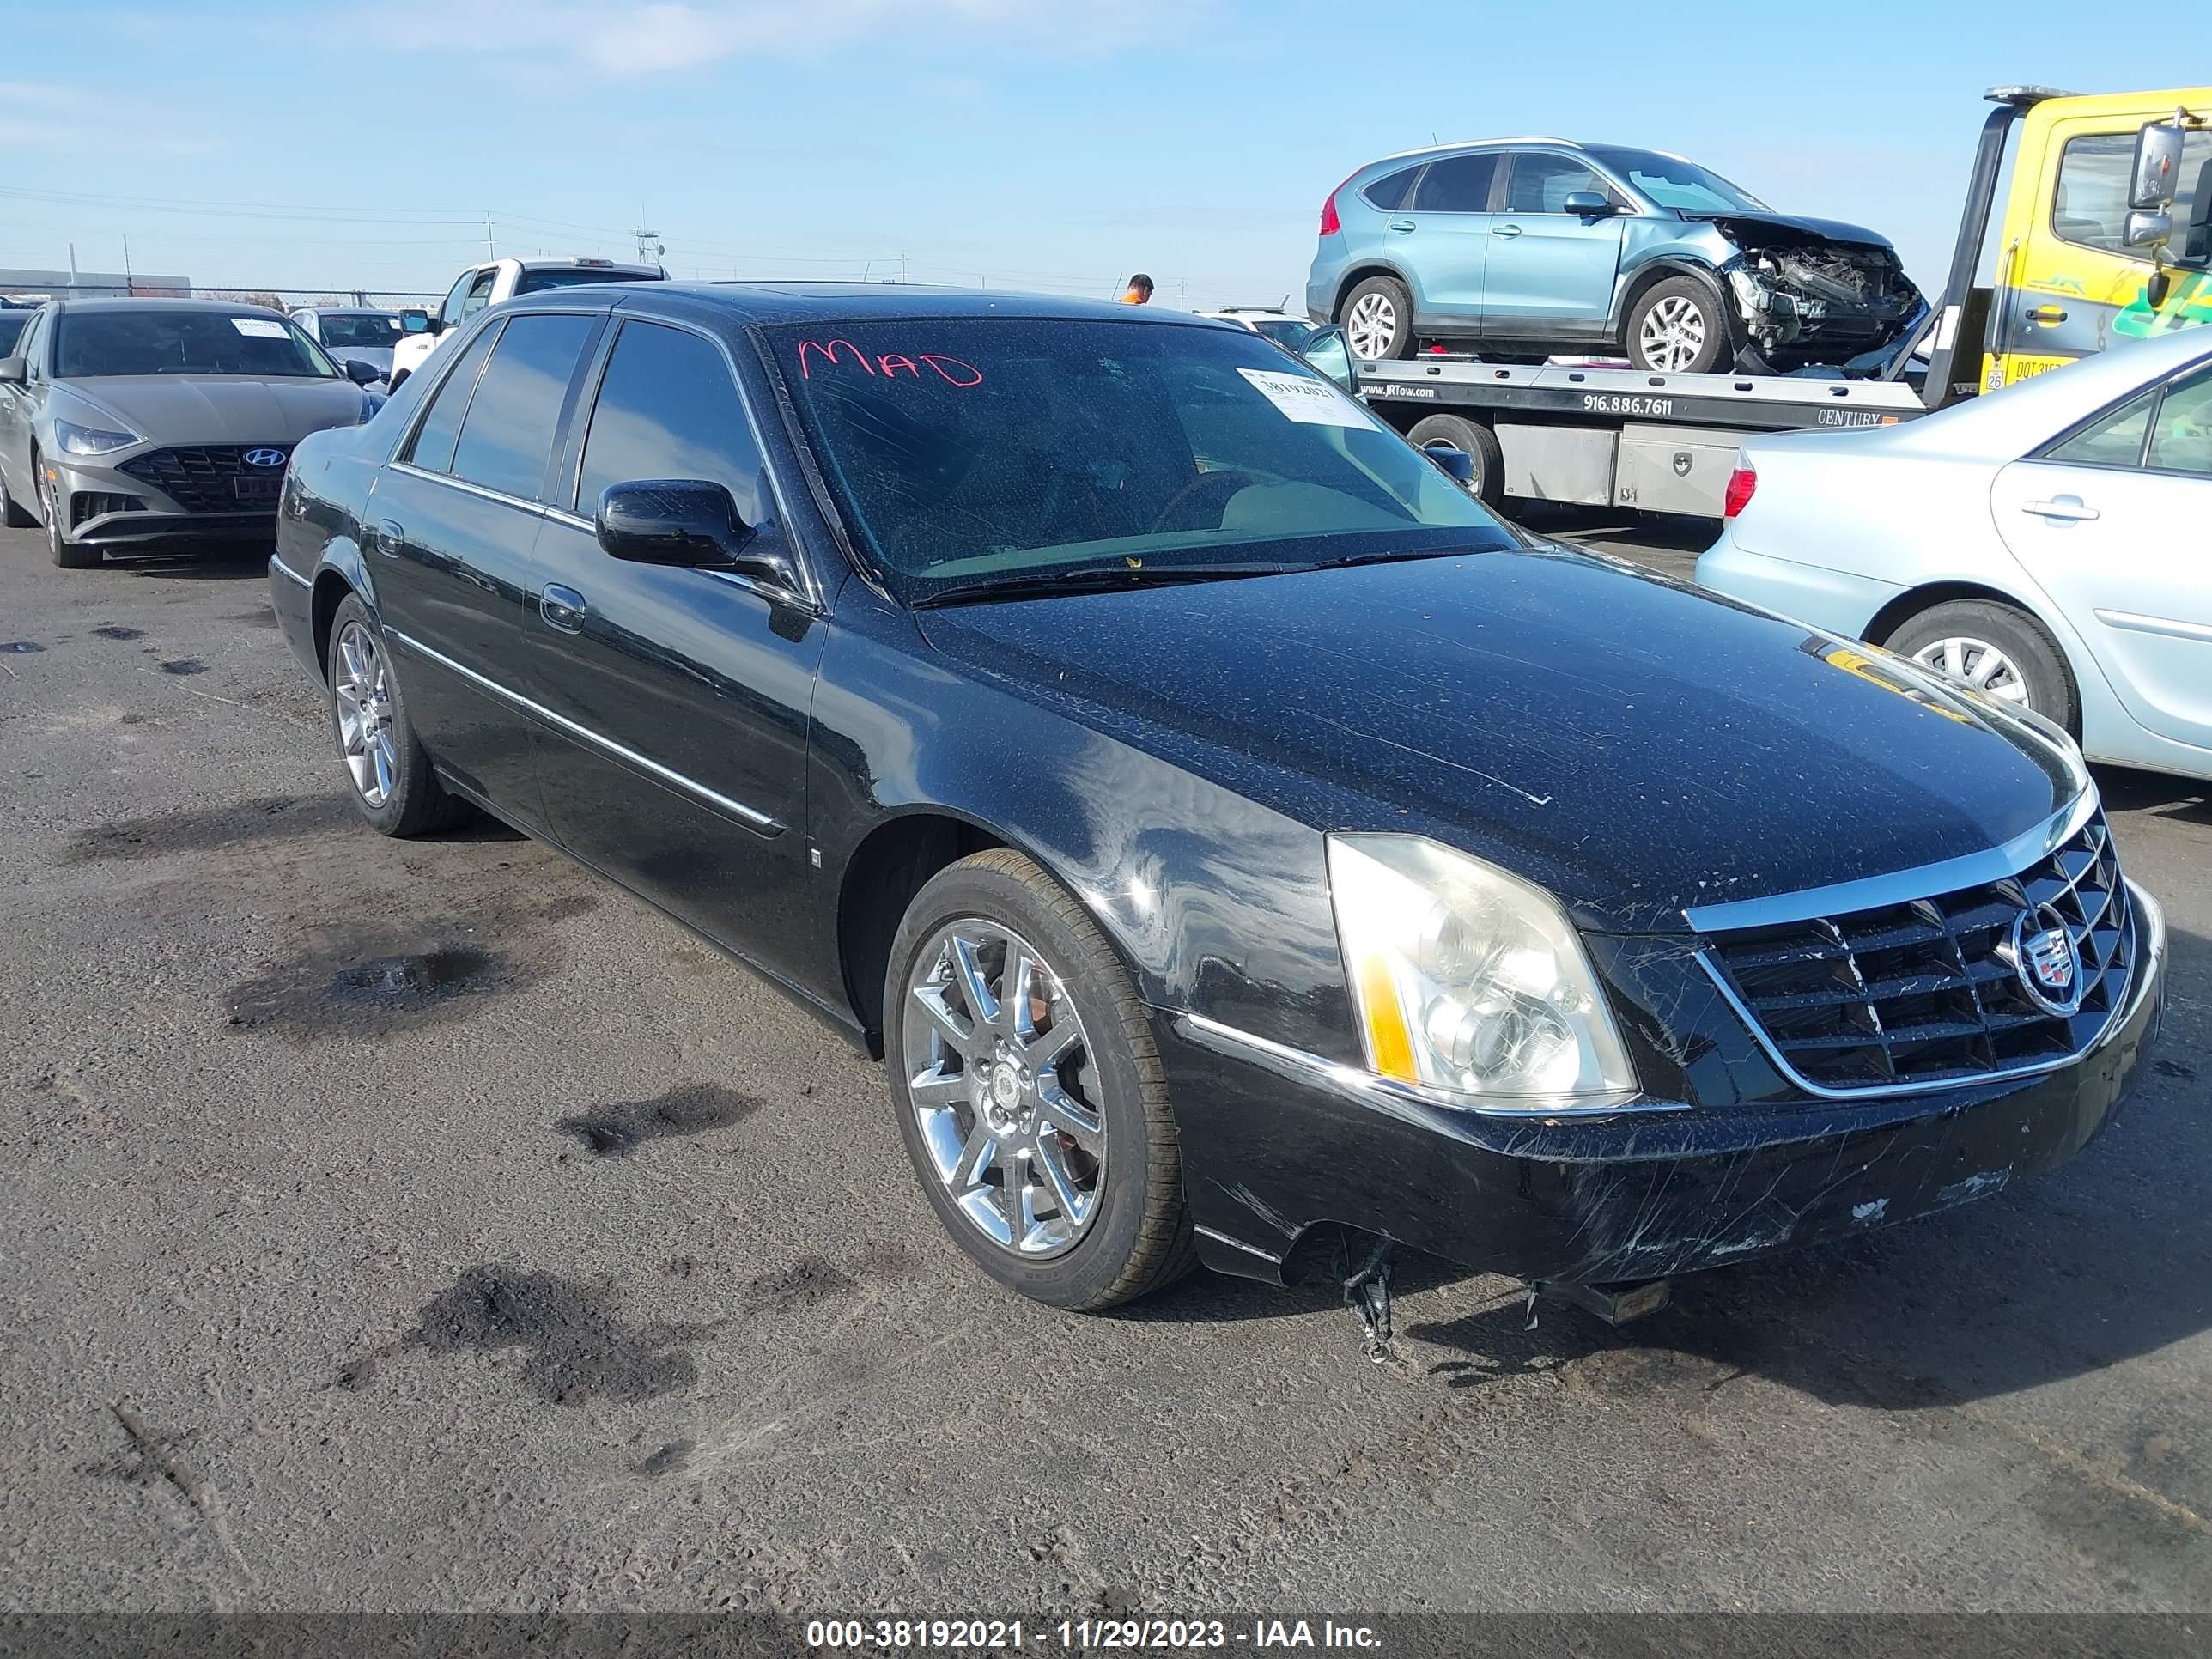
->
1320 173 1355 237
1723 464 1756 520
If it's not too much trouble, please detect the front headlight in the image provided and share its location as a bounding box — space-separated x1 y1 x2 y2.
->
1328 834 1636 1109
55 419 139 456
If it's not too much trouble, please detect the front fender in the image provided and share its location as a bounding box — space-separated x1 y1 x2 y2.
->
806 589 1359 1066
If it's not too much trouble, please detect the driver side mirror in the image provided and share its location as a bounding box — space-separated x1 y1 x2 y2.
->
595 478 801 592
398 309 435 335
2131 118 2187 210
1421 440 1477 487
1563 191 1618 217
1298 324 1358 392
343 358 383 386
0 356 24 386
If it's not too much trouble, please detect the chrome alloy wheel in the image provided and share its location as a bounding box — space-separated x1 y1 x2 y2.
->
1638 295 1707 372
902 917 1104 1258
333 620 399 805
1910 635 2031 704
1346 290 1399 359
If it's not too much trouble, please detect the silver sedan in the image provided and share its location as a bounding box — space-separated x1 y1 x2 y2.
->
1698 325 2212 781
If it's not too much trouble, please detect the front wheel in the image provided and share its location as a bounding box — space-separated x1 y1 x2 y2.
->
1885 599 2080 736
1626 276 1729 374
884 848 1194 1310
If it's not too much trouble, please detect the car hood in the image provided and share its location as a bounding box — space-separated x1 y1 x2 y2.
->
58 376 366 444
1680 210 1894 252
915 546 2077 933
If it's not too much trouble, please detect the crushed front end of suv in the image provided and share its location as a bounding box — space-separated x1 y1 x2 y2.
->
1309 139 1927 374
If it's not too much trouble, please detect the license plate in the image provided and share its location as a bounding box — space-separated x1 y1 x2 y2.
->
231 474 283 506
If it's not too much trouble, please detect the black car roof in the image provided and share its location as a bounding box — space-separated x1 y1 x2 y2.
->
45 296 288 317
563 281 1223 330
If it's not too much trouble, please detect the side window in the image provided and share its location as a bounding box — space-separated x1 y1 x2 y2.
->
1411 155 1496 213
1361 167 1421 212
435 270 478 330
447 313 597 500
1506 154 1607 214
2146 361 2212 477
2045 386 2154 469
404 323 501 475
459 270 499 321
574 320 766 521
2053 131 2212 258
20 312 47 380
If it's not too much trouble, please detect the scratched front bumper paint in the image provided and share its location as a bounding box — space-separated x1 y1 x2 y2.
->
1164 884 2166 1285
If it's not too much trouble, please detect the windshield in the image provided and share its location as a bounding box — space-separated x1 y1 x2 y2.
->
1587 146 1767 213
316 312 401 348
54 311 337 379
1249 318 1319 352
767 318 1513 604
514 268 663 295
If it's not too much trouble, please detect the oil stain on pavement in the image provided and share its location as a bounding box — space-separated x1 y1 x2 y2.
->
404 1266 718 1407
228 940 523 1036
92 626 144 641
64 794 350 864
556 1084 761 1157
157 659 206 676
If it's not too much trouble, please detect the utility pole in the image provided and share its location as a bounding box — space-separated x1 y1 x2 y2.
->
67 242 79 289
485 212 495 259
122 234 134 295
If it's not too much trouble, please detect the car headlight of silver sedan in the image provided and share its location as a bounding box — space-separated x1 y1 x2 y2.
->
1328 834 1637 1109
55 419 140 456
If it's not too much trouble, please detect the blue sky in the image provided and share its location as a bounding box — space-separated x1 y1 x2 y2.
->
0 2 2180 307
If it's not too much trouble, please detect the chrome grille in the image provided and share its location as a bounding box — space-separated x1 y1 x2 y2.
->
1701 811 2133 1092
117 447 289 514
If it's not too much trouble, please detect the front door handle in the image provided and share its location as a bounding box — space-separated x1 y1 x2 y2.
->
1386 217 1416 234
540 583 587 633
1491 223 1523 238
2025 305 2069 325
2021 495 2100 523
375 519 404 556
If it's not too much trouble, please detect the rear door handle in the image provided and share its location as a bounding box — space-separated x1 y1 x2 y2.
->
2021 496 2100 523
1491 223 1523 238
375 519 404 556
1386 217 1416 234
540 583 587 633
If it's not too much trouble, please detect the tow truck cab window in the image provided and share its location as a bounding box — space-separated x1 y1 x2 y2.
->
1411 155 1497 213
2053 131 2212 258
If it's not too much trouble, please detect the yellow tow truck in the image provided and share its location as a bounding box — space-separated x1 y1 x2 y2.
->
1970 83 2212 392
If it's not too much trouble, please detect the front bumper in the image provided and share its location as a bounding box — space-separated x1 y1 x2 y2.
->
1164 882 2165 1287
47 453 279 550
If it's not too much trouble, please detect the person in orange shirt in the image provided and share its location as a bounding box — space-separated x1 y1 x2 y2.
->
1120 273 1154 306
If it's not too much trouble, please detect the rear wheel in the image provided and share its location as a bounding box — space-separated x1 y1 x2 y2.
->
325 594 471 836
1340 275 1414 361
884 848 1194 1310
1407 412 1506 509
40 468 97 569
1886 599 2080 736
1626 276 1729 374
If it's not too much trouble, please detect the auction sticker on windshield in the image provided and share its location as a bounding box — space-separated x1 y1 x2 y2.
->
1237 367 1372 428
230 319 288 338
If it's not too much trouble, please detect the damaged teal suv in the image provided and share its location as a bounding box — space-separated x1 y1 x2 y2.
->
1306 138 1927 374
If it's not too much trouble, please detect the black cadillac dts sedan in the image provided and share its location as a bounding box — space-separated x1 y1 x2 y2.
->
270 283 2165 1323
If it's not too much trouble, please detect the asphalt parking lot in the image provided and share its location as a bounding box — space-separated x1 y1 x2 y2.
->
1 521 2208 1615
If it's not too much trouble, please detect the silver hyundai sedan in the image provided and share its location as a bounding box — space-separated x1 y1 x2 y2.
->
1698 325 2212 782
0 298 382 568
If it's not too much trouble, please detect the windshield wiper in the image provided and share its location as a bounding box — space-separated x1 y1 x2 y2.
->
1309 544 1498 571
912 562 1304 608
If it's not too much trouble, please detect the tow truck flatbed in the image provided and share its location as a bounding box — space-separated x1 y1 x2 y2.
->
1358 356 1929 432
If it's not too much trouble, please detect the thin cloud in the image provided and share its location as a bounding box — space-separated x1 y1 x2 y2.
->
349 0 1201 74
0 82 216 155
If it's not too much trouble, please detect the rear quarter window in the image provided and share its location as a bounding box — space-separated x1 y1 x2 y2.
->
1360 167 1422 211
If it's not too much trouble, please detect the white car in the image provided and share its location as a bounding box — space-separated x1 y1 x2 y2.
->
1698 325 2212 781
388 257 665 389
1196 307 1322 355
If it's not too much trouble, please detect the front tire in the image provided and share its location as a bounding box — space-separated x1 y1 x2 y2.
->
1340 275 1414 361
40 469 97 568
1626 276 1729 374
325 594 469 836
1886 599 2081 736
884 848 1195 1310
